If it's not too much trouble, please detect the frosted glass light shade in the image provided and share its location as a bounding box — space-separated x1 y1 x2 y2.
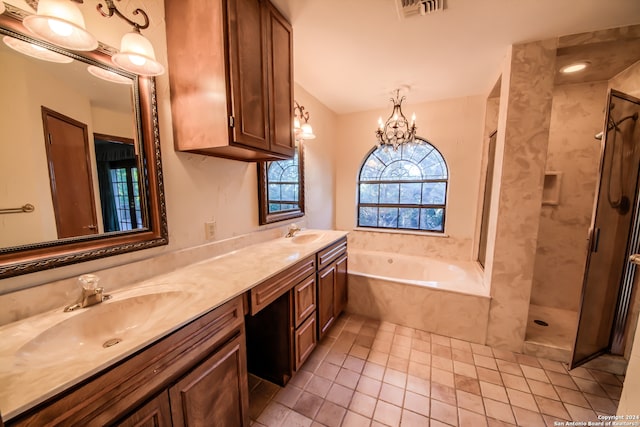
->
112 31 164 76
87 65 132 84
301 123 316 140
23 0 98 51
0 2 6 15
3 35 73 63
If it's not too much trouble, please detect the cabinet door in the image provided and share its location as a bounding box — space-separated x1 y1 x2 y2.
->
334 255 348 317
265 0 294 157
115 393 172 427
169 334 249 427
318 265 336 340
295 315 317 370
294 275 316 328
227 0 270 151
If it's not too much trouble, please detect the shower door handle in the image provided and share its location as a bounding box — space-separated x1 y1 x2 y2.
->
591 227 601 253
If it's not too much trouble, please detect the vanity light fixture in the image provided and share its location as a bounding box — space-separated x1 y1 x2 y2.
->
375 87 417 150
294 101 316 142
87 64 131 84
2 35 73 63
23 0 164 76
99 0 165 76
23 0 98 51
560 61 589 74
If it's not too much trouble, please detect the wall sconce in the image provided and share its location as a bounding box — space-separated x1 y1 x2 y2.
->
294 101 315 143
22 0 164 76
23 0 98 51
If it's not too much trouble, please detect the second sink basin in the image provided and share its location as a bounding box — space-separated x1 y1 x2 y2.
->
289 231 324 244
16 291 194 365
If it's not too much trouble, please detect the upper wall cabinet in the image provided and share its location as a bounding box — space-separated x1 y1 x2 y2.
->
165 0 295 162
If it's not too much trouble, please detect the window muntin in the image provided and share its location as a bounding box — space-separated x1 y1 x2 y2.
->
266 149 300 213
257 146 305 224
357 140 448 232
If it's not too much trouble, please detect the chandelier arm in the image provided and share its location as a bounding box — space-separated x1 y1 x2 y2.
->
97 0 150 31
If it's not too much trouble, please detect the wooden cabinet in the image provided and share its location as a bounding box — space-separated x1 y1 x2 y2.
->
7 298 249 427
317 238 349 340
169 334 248 427
115 393 172 427
335 254 348 316
165 0 294 161
294 315 317 370
318 264 336 340
246 256 317 385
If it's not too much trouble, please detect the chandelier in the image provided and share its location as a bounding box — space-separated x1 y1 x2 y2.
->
375 89 417 150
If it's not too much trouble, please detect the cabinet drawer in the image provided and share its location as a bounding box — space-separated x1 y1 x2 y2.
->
293 275 316 328
294 315 317 371
316 238 347 271
250 255 315 315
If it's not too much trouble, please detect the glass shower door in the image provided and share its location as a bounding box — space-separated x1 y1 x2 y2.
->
571 89 640 368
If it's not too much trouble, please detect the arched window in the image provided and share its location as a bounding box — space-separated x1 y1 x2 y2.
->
357 139 448 232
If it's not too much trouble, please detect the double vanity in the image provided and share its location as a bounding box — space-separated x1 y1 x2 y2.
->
0 230 348 426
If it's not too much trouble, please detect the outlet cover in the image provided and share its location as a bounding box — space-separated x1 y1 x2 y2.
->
204 221 216 240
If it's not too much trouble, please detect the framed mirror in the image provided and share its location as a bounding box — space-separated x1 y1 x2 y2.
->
257 145 305 224
0 6 167 279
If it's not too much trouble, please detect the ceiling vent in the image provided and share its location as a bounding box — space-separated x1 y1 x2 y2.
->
396 0 446 19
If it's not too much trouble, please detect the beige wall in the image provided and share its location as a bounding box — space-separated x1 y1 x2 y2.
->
0 0 337 293
335 95 485 261
295 84 338 230
530 82 607 311
91 106 136 139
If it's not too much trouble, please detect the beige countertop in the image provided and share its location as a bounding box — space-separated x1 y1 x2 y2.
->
0 229 348 421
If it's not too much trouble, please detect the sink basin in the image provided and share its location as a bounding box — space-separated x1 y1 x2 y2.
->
289 232 324 244
16 291 193 365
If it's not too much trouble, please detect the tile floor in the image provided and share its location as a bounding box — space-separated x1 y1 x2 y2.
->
249 313 625 427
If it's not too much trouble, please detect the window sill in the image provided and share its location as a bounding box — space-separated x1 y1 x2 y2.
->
353 227 449 238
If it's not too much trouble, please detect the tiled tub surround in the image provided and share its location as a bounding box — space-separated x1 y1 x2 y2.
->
251 314 625 427
0 230 347 421
347 249 490 344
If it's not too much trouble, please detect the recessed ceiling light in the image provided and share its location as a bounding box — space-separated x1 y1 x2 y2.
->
560 62 589 74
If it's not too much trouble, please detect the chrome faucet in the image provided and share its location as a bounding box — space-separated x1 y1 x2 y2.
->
285 224 301 238
64 274 111 312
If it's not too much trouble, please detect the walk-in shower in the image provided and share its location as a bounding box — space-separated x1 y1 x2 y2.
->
573 89 640 368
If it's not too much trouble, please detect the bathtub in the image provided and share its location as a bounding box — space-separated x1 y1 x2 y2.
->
347 249 491 343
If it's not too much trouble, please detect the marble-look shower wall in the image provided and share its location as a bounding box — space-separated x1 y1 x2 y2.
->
531 82 607 311
485 40 557 352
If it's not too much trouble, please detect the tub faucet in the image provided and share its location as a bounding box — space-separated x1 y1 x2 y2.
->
64 274 111 312
285 224 301 238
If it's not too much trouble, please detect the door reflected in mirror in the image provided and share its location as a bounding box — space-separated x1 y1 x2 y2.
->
0 31 144 248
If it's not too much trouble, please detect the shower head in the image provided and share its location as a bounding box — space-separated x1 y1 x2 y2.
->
594 111 638 140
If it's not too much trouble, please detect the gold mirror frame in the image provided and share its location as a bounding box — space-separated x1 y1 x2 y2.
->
0 6 168 279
